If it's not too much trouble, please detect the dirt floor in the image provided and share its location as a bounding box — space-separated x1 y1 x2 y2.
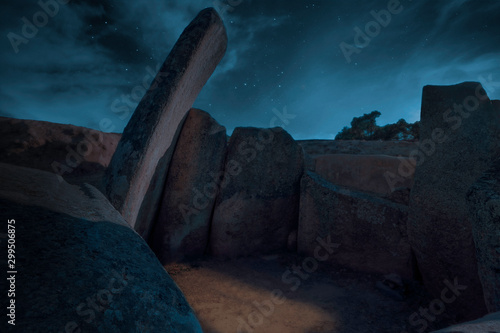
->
165 253 457 333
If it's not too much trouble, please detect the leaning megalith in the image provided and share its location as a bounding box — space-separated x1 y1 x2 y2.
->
104 8 227 238
408 82 500 321
209 127 304 257
150 109 227 264
467 160 500 313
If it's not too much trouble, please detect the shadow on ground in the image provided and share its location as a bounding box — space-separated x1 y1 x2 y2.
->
165 253 458 333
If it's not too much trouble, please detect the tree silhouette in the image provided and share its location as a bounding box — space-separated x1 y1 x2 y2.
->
335 111 381 140
335 111 419 141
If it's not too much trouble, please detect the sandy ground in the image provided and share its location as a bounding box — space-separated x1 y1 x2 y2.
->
165 253 457 333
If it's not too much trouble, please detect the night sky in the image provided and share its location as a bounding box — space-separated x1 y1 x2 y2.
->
2 0 500 139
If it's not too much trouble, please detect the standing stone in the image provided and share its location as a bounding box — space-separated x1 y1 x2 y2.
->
467 161 500 313
408 82 500 321
209 127 304 257
298 171 413 278
104 8 227 238
150 109 227 264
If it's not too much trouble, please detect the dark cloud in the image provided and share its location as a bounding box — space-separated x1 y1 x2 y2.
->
1 0 499 139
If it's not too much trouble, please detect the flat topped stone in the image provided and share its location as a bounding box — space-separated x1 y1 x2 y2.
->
104 8 227 234
297 140 417 157
313 154 415 196
408 82 500 321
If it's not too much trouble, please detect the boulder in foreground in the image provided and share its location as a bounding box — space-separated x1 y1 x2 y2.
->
0 163 202 332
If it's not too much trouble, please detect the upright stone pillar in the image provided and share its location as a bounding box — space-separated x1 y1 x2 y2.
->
209 127 304 257
408 82 500 321
150 109 227 264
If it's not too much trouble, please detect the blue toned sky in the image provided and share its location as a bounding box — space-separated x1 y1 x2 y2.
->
1 0 499 139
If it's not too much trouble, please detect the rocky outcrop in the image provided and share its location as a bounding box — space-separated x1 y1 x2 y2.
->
467 161 500 313
0 163 202 332
298 171 413 278
431 311 500 332
209 127 304 257
104 8 228 238
150 109 227 264
408 82 500 321
0 116 120 188
313 154 415 196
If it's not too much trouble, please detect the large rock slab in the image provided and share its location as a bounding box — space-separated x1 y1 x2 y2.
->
104 8 227 237
0 116 120 188
314 154 415 196
408 82 500 321
467 161 500 313
431 311 500 333
209 127 304 257
0 163 202 332
150 109 227 264
297 140 417 158
298 171 413 278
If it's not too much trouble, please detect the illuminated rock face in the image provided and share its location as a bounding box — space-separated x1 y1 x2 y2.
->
408 82 500 321
150 108 227 264
0 163 202 333
209 127 304 258
104 8 227 238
